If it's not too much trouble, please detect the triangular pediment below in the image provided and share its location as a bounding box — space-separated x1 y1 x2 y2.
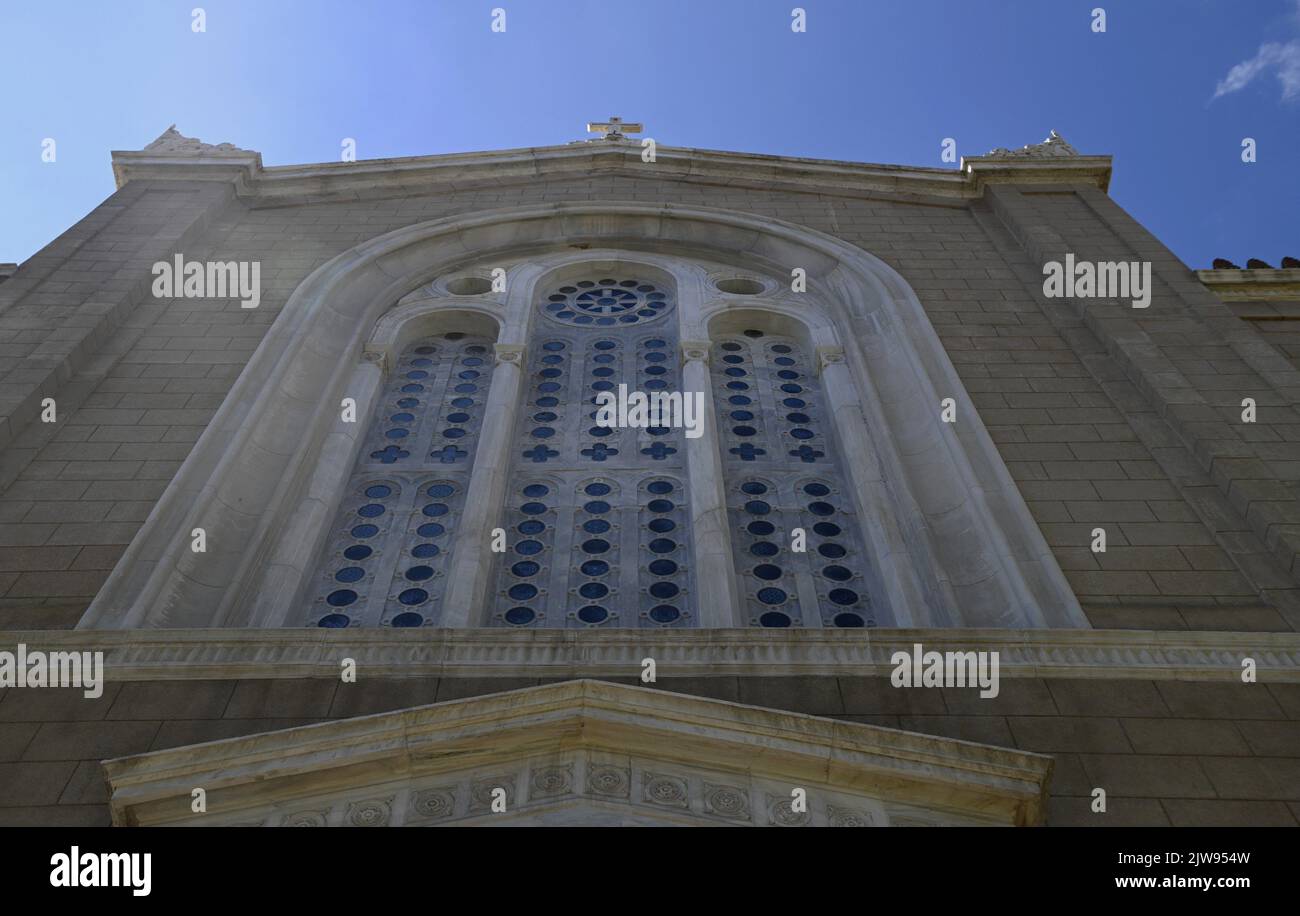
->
103 680 1051 827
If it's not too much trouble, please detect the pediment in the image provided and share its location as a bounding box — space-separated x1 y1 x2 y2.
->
103 679 1051 827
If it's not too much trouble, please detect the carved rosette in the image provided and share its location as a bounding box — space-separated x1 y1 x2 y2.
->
587 764 631 798
529 764 573 800
703 783 750 821
827 805 875 827
469 776 516 812
346 797 393 827
281 809 328 827
642 773 689 809
767 794 811 827
410 787 457 820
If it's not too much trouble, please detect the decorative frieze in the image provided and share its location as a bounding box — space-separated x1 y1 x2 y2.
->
18 625 1300 681
105 680 1031 827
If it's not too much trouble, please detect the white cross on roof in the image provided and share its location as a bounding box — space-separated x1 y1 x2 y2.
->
586 116 643 140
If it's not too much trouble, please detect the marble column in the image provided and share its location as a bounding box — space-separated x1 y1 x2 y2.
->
441 342 525 627
681 340 744 627
815 345 929 627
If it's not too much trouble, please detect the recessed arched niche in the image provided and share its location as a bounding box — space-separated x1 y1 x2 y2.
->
78 203 1084 633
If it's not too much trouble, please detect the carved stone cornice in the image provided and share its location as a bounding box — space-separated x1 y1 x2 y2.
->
961 131 1110 193
1196 267 1300 302
112 125 262 190
14 627 1299 681
109 133 1111 203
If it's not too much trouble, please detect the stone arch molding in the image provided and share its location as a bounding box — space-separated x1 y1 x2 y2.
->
79 202 1085 630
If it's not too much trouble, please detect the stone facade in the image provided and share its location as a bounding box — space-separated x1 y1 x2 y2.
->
0 128 1297 825
2 669 1297 827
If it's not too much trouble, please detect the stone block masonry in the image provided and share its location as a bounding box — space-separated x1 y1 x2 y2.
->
0 674 1295 827
0 166 1294 630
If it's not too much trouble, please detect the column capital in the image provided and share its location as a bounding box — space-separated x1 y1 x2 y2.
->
494 342 526 365
680 340 712 364
814 345 845 375
361 346 390 373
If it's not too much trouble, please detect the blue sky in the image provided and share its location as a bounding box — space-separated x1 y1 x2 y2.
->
1 0 1296 267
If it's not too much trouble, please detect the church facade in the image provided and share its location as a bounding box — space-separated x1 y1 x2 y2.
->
0 125 1297 826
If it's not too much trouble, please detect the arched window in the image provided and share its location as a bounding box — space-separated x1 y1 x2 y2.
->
714 330 875 628
86 209 1082 632
491 276 694 627
303 332 494 627
494 477 557 627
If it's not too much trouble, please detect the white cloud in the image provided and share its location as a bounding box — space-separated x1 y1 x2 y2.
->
1213 41 1300 101
1212 1 1300 102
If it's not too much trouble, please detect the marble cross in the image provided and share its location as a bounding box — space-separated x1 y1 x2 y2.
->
586 116 643 140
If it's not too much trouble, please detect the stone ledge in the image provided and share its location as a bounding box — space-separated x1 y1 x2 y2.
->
1195 268 1300 301
110 137 1111 206
2 627 1296 681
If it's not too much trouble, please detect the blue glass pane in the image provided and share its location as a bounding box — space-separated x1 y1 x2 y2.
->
327 589 358 607
578 606 608 624
505 607 535 625
649 605 680 623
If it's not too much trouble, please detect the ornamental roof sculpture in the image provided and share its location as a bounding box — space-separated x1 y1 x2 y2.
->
985 129 1080 159
143 124 253 155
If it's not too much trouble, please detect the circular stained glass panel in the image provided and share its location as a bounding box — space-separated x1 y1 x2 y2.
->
541 279 672 327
